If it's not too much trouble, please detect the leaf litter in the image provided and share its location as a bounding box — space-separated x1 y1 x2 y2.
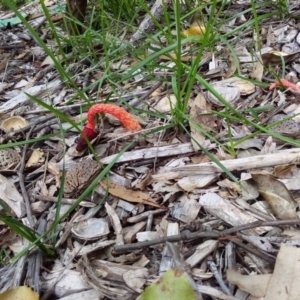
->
1 0 300 300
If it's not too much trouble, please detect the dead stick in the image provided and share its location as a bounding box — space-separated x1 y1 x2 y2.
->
18 126 36 227
113 219 300 253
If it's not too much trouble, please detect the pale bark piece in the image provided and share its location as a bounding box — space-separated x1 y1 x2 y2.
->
123 221 147 243
59 289 102 300
41 260 90 298
191 268 213 279
159 223 179 274
0 174 25 217
152 148 300 180
101 142 195 165
130 0 172 42
206 85 240 107
153 94 177 113
171 195 201 223
186 240 218 268
75 240 115 257
197 284 239 300
265 243 300 300
136 231 160 242
126 208 167 223
123 268 148 293
226 269 271 297
251 173 298 219
199 193 269 235
92 259 148 285
0 79 61 113
105 202 124 245
177 174 218 192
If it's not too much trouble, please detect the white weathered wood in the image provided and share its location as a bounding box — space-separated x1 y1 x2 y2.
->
0 79 61 113
177 174 218 191
0 174 25 218
123 221 147 243
186 240 218 268
105 203 124 245
130 0 172 42
159 223 179 275
199 193 270 235
171 194 201 223
101 142 195 164
197 284 239 300
152 148 300 180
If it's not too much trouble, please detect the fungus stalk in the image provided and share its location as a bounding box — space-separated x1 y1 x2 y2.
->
76 104 141 152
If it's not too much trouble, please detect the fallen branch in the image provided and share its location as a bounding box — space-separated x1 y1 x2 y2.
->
113 219 300 253
152 148 300 180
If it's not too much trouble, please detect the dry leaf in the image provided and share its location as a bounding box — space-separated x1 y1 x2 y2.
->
183 26 206 37
123 269 148 293
250 59 264 81
153 94 177 113
251 173 298 219
273 164 294 178
0 174 25 217
226 269 271 297
26 149 45 168
265 243 300 300
100 180 160 207
0 286 39 300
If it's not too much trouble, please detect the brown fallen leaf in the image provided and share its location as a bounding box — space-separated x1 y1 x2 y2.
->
251 173 298 219
273 164 294 178
100 180 161 208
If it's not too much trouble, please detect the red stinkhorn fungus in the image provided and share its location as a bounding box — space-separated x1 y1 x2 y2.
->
76 104 141 152
269 78 300 92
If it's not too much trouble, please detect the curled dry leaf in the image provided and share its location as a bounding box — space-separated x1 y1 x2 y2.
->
251 173 298 219
0 148 21 170
0 116 28 133
26 148 45 168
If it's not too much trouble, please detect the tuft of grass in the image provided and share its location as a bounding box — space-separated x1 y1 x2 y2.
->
0 0 297 261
